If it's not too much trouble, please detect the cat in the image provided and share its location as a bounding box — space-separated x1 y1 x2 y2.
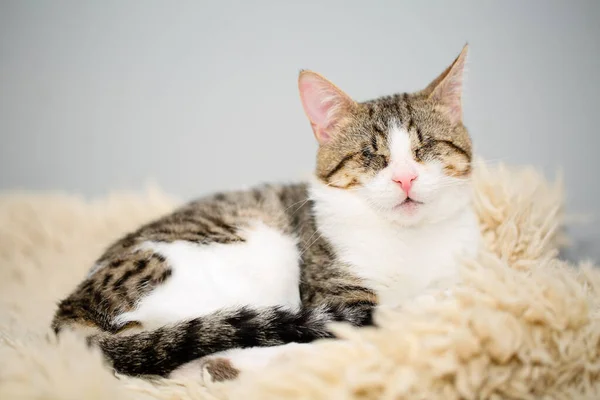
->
51 44 480 379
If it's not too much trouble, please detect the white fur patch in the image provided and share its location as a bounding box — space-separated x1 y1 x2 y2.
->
388 124 413 163
114 222 301 329
311 182 479 306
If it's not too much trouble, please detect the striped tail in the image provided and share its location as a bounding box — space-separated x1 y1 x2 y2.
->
91 302 374 377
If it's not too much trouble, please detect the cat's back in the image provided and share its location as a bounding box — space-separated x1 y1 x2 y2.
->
106 182 309 253
52 183 312 333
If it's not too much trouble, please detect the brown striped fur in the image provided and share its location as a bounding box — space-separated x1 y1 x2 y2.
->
314 93 472 191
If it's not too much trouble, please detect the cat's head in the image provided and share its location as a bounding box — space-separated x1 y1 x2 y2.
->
299 45 473 226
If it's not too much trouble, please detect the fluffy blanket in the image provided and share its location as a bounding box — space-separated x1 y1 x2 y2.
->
1 162 599 399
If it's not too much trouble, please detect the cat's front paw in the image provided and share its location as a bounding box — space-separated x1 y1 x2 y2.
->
170 355 240 383
201 357 240 382
171 343 317 383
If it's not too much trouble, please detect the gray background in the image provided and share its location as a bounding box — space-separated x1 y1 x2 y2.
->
1 1 598 262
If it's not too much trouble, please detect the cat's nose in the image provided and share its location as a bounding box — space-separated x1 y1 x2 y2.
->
392 172 418 194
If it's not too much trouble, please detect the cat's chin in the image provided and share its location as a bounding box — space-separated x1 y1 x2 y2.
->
381 200 459 227
382 204 429 227
393 198 423 215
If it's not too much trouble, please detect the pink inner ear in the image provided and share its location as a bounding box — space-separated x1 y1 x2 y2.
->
299 79 340 143
434 78 462 123
299 82 331 124
430 49 467 125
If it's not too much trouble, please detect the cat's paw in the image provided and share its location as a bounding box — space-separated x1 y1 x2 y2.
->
171 343 316 383
169 355 241 383
201 357 241 382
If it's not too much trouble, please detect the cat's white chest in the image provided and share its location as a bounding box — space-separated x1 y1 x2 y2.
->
321 210 480 306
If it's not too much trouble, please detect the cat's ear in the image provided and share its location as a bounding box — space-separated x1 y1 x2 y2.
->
298 70 357 145
421 44 468 125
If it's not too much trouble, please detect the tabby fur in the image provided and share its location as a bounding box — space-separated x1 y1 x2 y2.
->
52 45 478 378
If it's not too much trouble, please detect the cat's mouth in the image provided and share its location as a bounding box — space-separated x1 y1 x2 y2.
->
394 198 424 210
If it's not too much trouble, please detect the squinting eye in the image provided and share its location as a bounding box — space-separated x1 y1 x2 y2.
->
414 147 424 161
362 149 373 158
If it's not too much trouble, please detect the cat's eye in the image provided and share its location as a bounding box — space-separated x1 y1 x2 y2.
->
414 148 423 161
362 149 373 158
414 146 431 162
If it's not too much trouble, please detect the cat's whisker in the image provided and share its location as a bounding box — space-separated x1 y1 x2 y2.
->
301 228 322 251
300 231 325 258
283 198 310 213
286 198 311 216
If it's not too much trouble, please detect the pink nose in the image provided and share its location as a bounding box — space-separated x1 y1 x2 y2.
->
392 173 418 194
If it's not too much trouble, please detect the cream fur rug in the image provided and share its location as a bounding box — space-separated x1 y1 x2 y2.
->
1 162 599 399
